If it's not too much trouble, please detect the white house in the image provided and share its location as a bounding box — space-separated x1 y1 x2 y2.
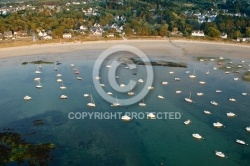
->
191 30 205 37
63 33 72 39
220 33 227 39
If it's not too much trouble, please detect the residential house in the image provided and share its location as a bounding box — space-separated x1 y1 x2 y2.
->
4 31 13 38
14 30 28 37
220 33 227 39
191 30 205 37
63 33 72 39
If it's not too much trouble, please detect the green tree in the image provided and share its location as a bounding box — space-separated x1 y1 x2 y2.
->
159 24 169 37
207 27 220 37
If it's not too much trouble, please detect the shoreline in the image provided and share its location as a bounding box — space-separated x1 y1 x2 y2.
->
0 39 250 60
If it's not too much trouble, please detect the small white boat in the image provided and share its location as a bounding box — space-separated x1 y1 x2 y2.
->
36 80 42 88
139 98 146 107
107 92 113 95
233 78 239 81
120 84 126 87
189 70 196 78
147 113 156 119
238 65 242 68
57 79 63 83
161 82 169 85
246 127 250 132
226 66 232 69
228 98 237 102
100 84 105 87
115 76 119 79
60 95 68 99
176 91 182 94
219 57 224 60
83 94 90 97
158 95 165 99
242 60 245 63
199 81 206 85
24 96 32 100
210 59 215 61
139 102 147 107
227 112 236 117
225 71 230 74
184 119 191 125
206 69 210 74
106 64 112 68
128 91 135 96
229 61 233 64
242 93 248 96
70 64 75 67
215 151 226 158
34 78 41 81
138 79 144 83
169 71 174 74
174 78 181 81
121 115 131 121
56 74 62 77
199 59 204 62
38 65 42 68
35 70 41 74
87 95 95 107
148 86 154 90
197 93 204 96
216 90 222 93
124 66 129 69
111 97 120 107
213 67 217 70
192 133 203 139
204 110 211 115
185 92 193 103
211 101 219 106
60 82 66 90
236 139 247 145
77 77 82 80
95 76 101 80
185 71 190 74
213 122 223 128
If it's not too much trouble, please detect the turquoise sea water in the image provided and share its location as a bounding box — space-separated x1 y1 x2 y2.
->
0 53 250 166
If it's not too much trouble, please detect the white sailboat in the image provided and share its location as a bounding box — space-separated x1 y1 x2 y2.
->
192 133 203 139
242 93 248 96
138 79 144 83
189 70 196 78
148 86 154 90
215 151 226 158
60 81 66 90
56 74 62 77
174 78 181 81
206 69 210 74
60 95 68 99
121 115 131 121
36 80 42 88
213 122 223 128
120 84 126 87
176 91 182 94
199 81 206 85
236 139 247 145
24 96 32 100
158 95 165 99
161 82 169 85
57 79 63 82
197 92 204 96
185 92 193 103
204 110 211 115
184 119 191 125
139 98 147 107
246 127 250 132
35 65 41 74
87 95 96 107
228 98 237 102
211 101 219 106
111 97 120 107
227 112 236 117
107 92 113 96
169 71 174 74
147 113 156 119
127 85 135 96
34 77 41 81
83 94 90 97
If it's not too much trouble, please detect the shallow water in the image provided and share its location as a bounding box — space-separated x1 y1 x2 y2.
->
0 53 250 166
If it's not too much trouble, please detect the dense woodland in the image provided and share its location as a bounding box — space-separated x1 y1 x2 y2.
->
0 0 249 39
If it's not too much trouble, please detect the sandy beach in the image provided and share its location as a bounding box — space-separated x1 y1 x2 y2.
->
0 40 250 63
